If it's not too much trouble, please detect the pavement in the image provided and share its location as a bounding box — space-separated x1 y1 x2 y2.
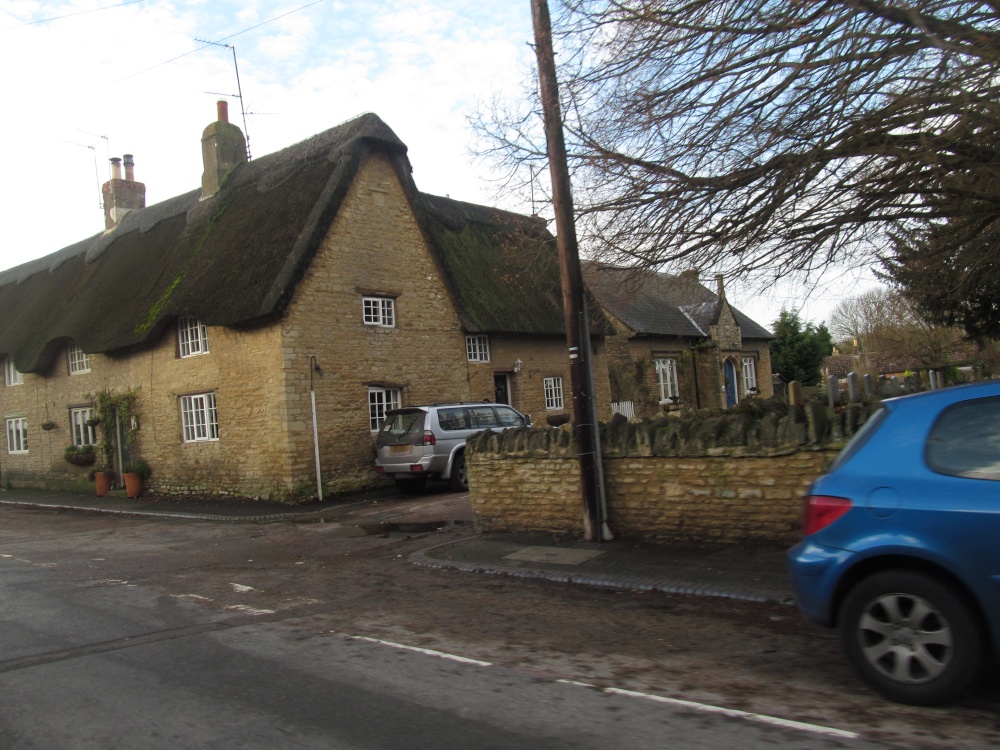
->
0 486 795 605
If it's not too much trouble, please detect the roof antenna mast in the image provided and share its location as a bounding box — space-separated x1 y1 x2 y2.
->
196 38 252 160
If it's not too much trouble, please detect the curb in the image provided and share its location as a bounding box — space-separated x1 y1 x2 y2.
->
409 538 794 605
0 499 355 524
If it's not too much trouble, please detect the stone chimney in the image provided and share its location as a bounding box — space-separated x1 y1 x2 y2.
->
201 100 247 198
102 153 146 230
715 273 727 301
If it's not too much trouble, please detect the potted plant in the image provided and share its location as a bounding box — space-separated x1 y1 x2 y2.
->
41 420 56 431
64 444 96 466
94 466 115 497
122 459 150 499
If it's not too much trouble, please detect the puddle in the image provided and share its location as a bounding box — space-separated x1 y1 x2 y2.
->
363 520 468 535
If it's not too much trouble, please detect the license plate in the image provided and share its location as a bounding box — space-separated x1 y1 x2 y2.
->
390 444 409 454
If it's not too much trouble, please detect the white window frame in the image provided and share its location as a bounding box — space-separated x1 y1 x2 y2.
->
6 417 27 454
742 356 758 393
4 358 23 386
180 392 219 442
68 344 91 375
362 297 395 328
656 358 680 403
466 335 490 362
543 376 564 411
368 387 401 431
70 407 97 447
178 317 209 358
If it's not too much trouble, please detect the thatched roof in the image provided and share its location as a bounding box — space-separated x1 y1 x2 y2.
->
0 113 605 373
414 195 610 336
583 264 773 341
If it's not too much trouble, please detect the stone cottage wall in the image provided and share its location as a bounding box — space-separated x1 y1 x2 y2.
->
467 403 875 545
0 322 290 498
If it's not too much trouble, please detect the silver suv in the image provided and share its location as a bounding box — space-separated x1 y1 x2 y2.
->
374 403 531 492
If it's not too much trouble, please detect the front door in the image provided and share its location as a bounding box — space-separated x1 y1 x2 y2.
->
724 359 739 408
494 373 511 405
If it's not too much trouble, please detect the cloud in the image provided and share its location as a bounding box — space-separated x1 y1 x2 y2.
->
0 0 534 267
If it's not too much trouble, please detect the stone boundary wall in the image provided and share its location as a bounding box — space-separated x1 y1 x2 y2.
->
467 403 875 545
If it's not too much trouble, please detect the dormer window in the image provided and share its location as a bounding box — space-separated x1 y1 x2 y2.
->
4 357 22 386
68 344 91 375
178 317 209 358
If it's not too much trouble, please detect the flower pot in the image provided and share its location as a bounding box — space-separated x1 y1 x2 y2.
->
95 471 114 497
123 472 142 499
66 451 96 466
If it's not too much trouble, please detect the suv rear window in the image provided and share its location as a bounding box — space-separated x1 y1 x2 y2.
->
375 411 425 447
926 396 1000 481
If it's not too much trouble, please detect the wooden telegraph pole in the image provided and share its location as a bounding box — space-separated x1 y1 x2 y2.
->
531 0 609 541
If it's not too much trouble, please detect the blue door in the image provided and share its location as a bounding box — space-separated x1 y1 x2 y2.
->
724 359 738 408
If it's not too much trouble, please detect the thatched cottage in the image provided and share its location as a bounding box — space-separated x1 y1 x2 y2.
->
0 103 612 500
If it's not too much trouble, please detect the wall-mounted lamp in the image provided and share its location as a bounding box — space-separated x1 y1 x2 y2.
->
513 358 523 374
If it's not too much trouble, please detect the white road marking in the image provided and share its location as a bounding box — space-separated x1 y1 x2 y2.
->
230 583 255 592
225 605 275 616
172 594 213 602
340 639 858 740
342 635 493 666
604 687 859 740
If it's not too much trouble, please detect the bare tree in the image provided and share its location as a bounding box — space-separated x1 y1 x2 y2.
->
829 287 966 367
473 1 1000 285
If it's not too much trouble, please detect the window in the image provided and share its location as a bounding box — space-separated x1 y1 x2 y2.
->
68 345 91 374
6 418 27 454
742 356 758 393
543 376 564 410
368 387 401 431
70 407 96 447
466 335 490 362
927 396 1000 481
656 358 679 402
178 317 209 358
4 358 23 386
363 297 395 327
181 392 219 442
469 406 501 429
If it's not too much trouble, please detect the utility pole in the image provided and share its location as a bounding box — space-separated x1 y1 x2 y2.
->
531 0 609 542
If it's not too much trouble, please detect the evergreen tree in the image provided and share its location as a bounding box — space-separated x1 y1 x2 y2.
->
770 310 832 387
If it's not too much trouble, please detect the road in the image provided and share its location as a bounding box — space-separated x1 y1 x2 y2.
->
0 491 996 749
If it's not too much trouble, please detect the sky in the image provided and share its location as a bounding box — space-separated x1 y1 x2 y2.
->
0 0 880 331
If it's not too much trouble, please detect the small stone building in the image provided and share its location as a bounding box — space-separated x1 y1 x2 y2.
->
0 104 612 500
584 264 773 417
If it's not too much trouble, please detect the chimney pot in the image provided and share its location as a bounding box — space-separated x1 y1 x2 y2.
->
102 155 145 230
217 99 229 124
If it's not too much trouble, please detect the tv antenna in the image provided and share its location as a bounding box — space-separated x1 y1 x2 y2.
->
65 130 110 210
195 39 252 160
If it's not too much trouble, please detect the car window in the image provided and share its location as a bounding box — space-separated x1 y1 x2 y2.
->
469 406 500 429
495 406 525 427
375 411 424 446
926 396 1000 480
828 405 887 472
437 408 470 431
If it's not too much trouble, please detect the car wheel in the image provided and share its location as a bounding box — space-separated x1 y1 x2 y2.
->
840 570 984 706
448 453 468 492
394 476 427 494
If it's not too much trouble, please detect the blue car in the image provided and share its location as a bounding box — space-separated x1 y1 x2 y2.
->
788 380 1000 705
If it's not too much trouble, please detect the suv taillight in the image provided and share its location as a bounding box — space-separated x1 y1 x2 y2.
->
421 431 436 446
803 495 852 535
